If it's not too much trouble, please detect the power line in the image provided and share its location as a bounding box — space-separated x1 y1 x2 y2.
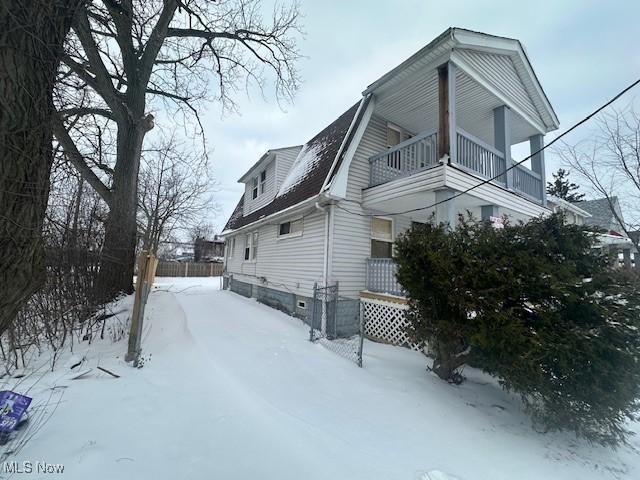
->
335 77 640 218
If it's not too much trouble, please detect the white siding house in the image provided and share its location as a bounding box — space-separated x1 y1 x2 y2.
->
222 28 560 318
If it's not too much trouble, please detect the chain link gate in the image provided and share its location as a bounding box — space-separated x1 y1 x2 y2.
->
309 282 364 366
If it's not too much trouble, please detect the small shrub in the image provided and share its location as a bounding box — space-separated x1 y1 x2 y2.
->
394 213 640 445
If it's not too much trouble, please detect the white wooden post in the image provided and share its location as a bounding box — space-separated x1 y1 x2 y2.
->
494 105 512 189
184 262 188 277
435 188 457 229
530 134 547 206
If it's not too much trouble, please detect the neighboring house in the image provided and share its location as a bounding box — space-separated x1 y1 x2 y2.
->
547 195 591 225
222 28 561 323
194 235 225 262
577 197 637 269
577 197 627 236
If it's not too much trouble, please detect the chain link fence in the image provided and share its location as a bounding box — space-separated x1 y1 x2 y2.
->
309 283 364 367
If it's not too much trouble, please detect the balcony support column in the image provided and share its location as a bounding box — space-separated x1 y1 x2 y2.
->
435 188 457 230
494 105 512 189
530 134 547 206
438 61 456 163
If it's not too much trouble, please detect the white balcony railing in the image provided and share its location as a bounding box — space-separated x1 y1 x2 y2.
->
513 164 543 202
369 130 438 186
366 258 404 296
456 129 507 186
368 126 544 203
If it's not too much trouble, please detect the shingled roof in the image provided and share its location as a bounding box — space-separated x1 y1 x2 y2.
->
223 101 364 231
577 197 626 234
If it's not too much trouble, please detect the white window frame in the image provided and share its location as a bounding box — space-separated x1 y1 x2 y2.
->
259 169 266 195
242 232 258 263
229 237 236 257
297 300 307 310
370 216 394 258
386 123 403 148
371 216 394 242
251 232 258 260
277 217 303 239
251 177 259 199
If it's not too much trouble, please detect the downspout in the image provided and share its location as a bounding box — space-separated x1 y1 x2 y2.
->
315 200 330 287
316 199 330 335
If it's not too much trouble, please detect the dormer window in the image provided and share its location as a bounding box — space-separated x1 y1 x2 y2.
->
251 170 267 199
260 170 266 194
252 177 258 199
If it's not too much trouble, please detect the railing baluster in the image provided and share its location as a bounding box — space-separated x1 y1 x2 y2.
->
365 258 402 296
369 130 438 186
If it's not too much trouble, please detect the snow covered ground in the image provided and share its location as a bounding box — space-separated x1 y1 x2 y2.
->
2 277 639 479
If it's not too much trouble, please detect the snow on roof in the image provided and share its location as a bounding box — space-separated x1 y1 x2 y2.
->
276 143 324 197
223 102 361 232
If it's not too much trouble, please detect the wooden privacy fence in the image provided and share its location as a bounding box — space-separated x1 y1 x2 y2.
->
154 261 223 277
126 251 159 366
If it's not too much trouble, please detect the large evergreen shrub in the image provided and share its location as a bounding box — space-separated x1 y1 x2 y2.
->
394 213 640 445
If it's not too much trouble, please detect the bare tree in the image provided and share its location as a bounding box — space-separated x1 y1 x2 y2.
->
556 104 640 250
137 134 215 254
53 0 302 301
188 221 217 244
0 0 87 333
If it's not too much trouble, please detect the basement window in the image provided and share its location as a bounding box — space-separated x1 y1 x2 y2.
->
297 300 307 310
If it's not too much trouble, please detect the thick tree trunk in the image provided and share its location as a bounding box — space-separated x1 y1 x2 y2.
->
431 340 469 384
94 116 151 302
0 0 85 334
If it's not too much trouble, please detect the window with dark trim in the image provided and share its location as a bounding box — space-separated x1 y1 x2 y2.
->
278 218 303 238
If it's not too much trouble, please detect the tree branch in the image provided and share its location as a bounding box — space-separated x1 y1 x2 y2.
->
52 116 113 207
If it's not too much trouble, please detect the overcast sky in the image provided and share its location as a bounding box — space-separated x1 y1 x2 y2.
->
199 0 640 232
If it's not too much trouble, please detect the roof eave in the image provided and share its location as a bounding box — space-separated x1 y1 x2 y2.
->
222 194 323 235
237 151 275 183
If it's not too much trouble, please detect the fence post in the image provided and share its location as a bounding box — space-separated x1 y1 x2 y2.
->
126 252 149 362
310 282 317 341
357 300 365 368
184 262 189 277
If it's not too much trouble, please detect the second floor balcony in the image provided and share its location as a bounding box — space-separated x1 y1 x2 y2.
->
359 42 559 220
369 126 543 203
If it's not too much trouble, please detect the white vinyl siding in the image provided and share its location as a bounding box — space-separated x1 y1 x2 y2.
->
275 146 302 190
278 218 303 238
244 160 276 216
455 49 544 129
224 210 326 297
329 115 414 298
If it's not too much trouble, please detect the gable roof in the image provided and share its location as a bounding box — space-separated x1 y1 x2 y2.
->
223 102 361 231
223 27 558 233
237 145 302 183
548 195 592 218
364 27 559 133
577 197 627 234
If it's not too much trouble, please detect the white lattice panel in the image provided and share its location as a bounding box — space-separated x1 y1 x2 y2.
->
362 299 421 350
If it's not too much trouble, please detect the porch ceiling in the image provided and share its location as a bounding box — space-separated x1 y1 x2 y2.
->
373 66 541 146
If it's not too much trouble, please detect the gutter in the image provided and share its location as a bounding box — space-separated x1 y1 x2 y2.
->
221 194 321 236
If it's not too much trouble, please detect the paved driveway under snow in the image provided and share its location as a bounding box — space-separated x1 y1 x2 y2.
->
7 277 639 480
